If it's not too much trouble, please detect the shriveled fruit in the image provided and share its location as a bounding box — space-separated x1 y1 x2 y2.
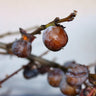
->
47 68 64 87
43 26 68 51
60 74 81 95
12 39 31 57
66 64 89 86
23 65 39 79
12 28 35 58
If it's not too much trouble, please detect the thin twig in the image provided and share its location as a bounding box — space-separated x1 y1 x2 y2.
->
28 54 67 72
0 42 7 49
0 26 39 38
0 52 7 55
0 66 24 85
31 10 77 35
39 50 49 58
0 54 67 85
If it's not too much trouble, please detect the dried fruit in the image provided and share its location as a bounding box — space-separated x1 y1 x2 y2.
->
12 39 31 57
12 28 35 57
66 64 89 86
60 74 81 95
43 26 68 51
23 65 39 79
47 68 64 87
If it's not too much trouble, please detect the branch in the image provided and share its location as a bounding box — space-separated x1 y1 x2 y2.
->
30 10 77 35
39 50 49 57
0 53 67 85
28 54 67 72
0 52 8 55
0 26 39 38
0 66 24 85
0 42 7 49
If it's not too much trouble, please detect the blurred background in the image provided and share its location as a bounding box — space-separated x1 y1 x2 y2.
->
0 0 96 95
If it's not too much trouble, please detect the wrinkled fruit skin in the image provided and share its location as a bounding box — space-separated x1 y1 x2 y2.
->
12 39 31 57
48 68 64 87
66 64 89 86
43 26 68 51
60 74 81 95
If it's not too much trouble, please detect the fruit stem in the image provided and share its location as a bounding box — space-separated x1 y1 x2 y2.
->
30 10 77 35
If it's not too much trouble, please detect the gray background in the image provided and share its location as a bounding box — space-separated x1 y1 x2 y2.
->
0 0 96 95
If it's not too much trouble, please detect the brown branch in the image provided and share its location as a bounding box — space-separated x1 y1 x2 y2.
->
39 50 49 57
28 54 67 72
57 10 77 23
0 53 67 85
0 42 7 49
31 10 77 35
0 26 39 38
0 66 24 85
0 51 8 55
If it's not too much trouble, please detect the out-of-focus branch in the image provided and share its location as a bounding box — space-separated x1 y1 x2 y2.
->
0 66 24 85
0 53 67 85
0 42 7 49
39 50 49 57
0 52 7 55
0 26 39 38
28 54 67 72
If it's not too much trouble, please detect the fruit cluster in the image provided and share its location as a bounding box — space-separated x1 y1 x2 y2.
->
12 25 68 58
12 28 35 57
1 11 95 95
11 25 95 96
43 26 68 51
22 61 89 96
47 61 89 95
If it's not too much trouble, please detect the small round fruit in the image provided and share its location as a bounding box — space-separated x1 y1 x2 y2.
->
43 26 68 51
47 68 64 87
60 74 81 95
23 65 39 79
12 39 31 57
66 64 89 86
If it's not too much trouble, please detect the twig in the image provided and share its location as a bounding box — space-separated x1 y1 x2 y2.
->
0 26 39 38
0 66 24 85
0 53 67 85
0 52 7 55
28 54 67 72
39 50 49 57
0 42 7 49
31 10 77 35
